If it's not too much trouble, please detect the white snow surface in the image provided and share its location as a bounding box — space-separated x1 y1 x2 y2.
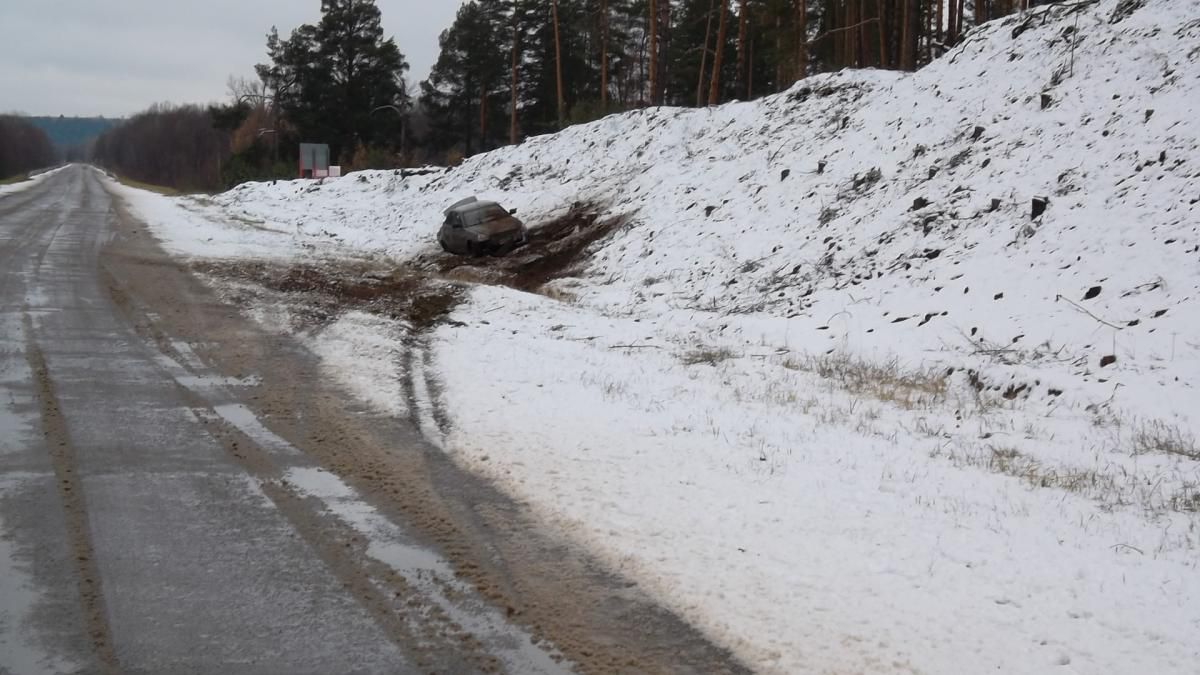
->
112 1 1200 672
0 165 70 197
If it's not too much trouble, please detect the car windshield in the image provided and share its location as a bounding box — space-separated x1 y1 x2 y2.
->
461 205 508 227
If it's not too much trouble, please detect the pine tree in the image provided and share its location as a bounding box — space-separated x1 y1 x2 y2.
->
258 0 409 163
419 1 509 156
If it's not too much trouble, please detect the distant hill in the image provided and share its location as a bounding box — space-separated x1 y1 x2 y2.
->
27 116 120 150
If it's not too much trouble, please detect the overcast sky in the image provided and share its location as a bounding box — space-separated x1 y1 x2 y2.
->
0 1 467 117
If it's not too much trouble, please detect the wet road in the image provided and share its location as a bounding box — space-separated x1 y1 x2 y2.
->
0 167 563 674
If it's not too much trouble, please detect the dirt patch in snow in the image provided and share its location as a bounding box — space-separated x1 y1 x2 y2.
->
193 260 466 331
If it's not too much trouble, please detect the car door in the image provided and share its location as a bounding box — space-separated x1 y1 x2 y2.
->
445 213 466 253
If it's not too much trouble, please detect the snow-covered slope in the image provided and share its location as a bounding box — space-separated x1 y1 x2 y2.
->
199 0 1198 426
118 1 1200 672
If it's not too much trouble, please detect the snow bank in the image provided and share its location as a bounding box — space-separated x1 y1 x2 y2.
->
117 0 1200 672
0 164 71 197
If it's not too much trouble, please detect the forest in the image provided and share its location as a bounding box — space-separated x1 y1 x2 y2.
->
0 116 57 181
91 0 1057 191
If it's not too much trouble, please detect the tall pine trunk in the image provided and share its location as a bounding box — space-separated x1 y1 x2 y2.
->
661 1 671 103
774 15 783 91
796 0 807 81
698 0 715 106
708 0 729 105
877 0 887 68
464 77 474 155
735 0 749 100
479 90 488 150
511 8 520 145
936 0 944 51
747 25 754 98
925 0 933 63
552 0 565 127
601 0 609 112
649 0 658 105
948 0 957 43
859 0 868 68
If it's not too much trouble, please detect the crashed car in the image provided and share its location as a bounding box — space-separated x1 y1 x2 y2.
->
438 197 528 255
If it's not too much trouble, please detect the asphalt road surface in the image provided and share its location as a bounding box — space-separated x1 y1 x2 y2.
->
0 167 750 675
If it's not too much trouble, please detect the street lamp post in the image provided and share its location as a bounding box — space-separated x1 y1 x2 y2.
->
239 94 279 166
370 104 407 165
256 128 279 167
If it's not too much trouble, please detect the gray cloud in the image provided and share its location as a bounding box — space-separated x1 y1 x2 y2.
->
0 1 466 116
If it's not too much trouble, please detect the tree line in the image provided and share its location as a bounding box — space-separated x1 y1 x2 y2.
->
418 0 1059 156
90 0 1058 191
0 116 57 180
90 104 232 192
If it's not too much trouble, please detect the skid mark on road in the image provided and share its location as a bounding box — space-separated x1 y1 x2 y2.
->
21 310 120 675
0 475 82 675
284 465 571 675
139 325 568 672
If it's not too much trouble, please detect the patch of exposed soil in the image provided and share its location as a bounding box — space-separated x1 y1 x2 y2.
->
193 260 466 331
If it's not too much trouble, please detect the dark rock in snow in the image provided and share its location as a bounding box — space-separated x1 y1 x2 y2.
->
1031 196 1050 220
1110 0 1147 24
1100 355 1118 368
1083 285 1102 300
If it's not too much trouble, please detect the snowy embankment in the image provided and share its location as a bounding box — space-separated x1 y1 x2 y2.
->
113 0 1199 672
0 165 70 196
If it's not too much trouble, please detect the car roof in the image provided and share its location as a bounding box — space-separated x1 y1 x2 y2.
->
446 199 502 215
458 201 501 213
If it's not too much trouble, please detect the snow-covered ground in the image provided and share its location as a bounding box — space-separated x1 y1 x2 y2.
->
0 165 69 197
108 0 1200 672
